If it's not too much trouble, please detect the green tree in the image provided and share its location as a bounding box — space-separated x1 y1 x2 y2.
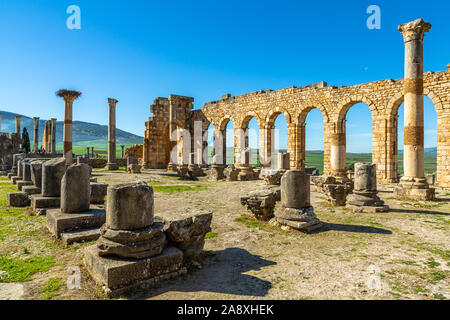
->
22 128 30 153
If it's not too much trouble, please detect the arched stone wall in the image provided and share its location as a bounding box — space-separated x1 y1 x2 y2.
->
201 68 450 187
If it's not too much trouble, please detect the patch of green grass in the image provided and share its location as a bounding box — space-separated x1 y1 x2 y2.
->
0 255 56 283
149 183 207 193
235 214 266 229
428 271 446 281
205 232 218 239
41 277 64 300
433 293 446 300
424 258 440 268
413 286 429 294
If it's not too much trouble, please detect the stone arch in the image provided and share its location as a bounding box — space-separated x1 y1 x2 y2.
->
265 107 292 126
238 112 262 128
297 103 330 124
386 88 444 116
217 116 235 131
335 95 378 122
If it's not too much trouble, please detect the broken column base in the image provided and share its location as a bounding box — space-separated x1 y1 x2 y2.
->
46 207 106 245
22 186 41 195
207 165 225 181
188 164 205 177
240 189 278 221
16 180 34 191
106 163 119 171
238 166 258 181
7 193 31 207
394 184 435 201
274 206 323 233
167 163 178 172
83 245 185 298
346 191 389 213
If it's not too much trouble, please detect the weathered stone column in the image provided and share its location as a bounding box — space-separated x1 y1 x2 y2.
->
0 114 2 132
15 116 22 139
107 98 119 170
86 147 90 158
50 118 57 153
121 145 125 158
33 117 39 153
394 19 434 200
330 120 348 182
56 89 81 165
213 128 224 165
91 147 94 158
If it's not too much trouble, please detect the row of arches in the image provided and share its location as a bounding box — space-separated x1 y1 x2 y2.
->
204 96 438 178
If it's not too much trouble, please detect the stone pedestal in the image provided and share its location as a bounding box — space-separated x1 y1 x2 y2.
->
83 182 185 297
90 183 108 204
22 160 43 195
322 184 348 206
224 165 240 181
32 158 66 212
237 165 257 181
207 164 225 181
47 163 105 244
347 163 389 213
275 170 322 233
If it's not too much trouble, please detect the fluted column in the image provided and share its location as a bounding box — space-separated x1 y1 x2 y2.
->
330 119 349 182
394 19 434 200
107 98 119 170
33 117 39 153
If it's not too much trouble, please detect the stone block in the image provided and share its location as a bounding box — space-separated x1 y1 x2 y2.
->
83 245 185 297
31 195 60 210
46 208 106 238
22 186 41 195
61 164 91 213
7 193 30 207
42 158 66 197
158 209 212 258
90 183 108 204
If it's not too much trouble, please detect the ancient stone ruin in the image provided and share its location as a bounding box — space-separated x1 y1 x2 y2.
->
83 182 184 296
347 163 389 213
274 170 323 233
46 163 106 244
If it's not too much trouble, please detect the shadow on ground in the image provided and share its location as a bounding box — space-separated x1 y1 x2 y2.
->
317 223 392 234
389 208 449 216
130 247 276 300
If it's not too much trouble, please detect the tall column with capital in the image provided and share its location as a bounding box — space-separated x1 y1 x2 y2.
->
33 117 39 153
50 118 57 153
107 98 119 170
56 89 81 165
394 18 434 200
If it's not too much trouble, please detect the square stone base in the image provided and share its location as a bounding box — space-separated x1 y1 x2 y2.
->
83 245 185 297
7 173 15 179
16 180 34 191
346 204 389 213
394 186 435 201
7 192 30 207
31 195 60 210
22 186 41 195
46 207 106 238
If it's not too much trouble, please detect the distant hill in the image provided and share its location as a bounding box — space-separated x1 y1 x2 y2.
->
0 111 143 148
399 147 437 154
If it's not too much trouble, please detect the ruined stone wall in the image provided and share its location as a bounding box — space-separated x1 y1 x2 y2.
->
143 95 194 169
125 144 143 159
201 67 450 188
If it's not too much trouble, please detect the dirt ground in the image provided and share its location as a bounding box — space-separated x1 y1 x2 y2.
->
0 168 449 300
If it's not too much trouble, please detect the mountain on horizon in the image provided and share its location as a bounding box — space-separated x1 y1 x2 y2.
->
0 110 143 148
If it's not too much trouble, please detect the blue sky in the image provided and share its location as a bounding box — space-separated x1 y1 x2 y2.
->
0 0 448 152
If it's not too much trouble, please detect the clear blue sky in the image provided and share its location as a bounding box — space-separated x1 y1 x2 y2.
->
1 0 448 152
